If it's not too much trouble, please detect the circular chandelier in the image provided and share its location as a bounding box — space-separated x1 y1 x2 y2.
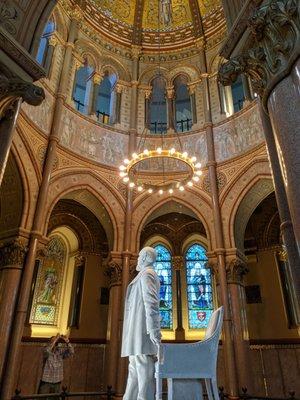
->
119 1 203 195
119 148 203 194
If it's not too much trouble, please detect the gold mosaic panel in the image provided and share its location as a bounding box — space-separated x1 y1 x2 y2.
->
198 0 221 17
143 0 192 30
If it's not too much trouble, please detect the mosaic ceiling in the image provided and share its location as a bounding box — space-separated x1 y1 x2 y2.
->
96 0 221 30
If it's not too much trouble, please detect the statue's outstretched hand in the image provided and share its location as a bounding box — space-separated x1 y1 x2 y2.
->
149 329 161 346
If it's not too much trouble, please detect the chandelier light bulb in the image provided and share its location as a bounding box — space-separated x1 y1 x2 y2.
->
123 177 129 183
187 181 193 187
119 172 127 177
182 152 188 158
159 189 163 195
124 159 130 165
143 149 149 155
137 186 143 192
191 156 197 162
193 176 200 182
196 170 203 176
132 153 138 159
148 188 153 194
129 182 135 188
170 148 175 154
119 165 126 171
157 147 162 154
179 186 185 191
195 163 202 169
169 188 174 194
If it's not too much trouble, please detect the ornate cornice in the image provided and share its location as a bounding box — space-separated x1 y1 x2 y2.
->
0 27 45 81
218 0 300 107
0 239 28 268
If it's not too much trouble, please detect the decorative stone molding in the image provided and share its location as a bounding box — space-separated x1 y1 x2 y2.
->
131 45 142 59
0 239 28 267
172 255 184 270
166 86 175 99
105 252 123 287
218 0 300 105
0 71 45 117
93 72 104 85
226 256 249 284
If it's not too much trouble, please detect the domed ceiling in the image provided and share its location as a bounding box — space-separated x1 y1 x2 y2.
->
82 0 224 50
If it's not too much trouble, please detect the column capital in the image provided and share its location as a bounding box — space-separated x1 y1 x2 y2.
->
226 256 248 284
172 255 184 270
106 259 122 287
142 87 152 99
187 83 197 95
93 72 104 85
0 238 28 267
218 0 300 106
0 73 45 116
70 5 85 21
166 86 175 99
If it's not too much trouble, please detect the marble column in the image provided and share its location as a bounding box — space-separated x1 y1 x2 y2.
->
188 84 197 125
267 59 300 254
144 88 152 129
226 254 252 390
114 83 123 124
241 75 252 104
0 239 27 380
0 11 81 400
196 38 239 396
258 102 300 325
173 256 185 340
218 0 300 253
90 72 103 118
166 86 175 133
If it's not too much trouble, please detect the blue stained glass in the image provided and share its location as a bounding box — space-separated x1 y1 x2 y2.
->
153 245 172 329
185 244 214 329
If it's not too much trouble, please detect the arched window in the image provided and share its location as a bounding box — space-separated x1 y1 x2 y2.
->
149 76 167 134
36 19 55 69
95 73 117 124
174 75 192 132
73 64 94 114
30 236 67 326
153 244 173 329
231 75 245 113
185 243 214 329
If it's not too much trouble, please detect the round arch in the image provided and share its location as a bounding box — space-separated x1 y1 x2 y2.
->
44 171 125 251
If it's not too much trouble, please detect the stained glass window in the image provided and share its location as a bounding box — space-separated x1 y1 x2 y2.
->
30 236 67 325
153 244 173 329
186 244 214 329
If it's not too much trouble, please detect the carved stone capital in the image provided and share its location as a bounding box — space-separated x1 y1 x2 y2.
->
106 259 122 287
0 239 27 267
131 45 142 59
226 258 249 284
93 72 104 85
172 256 184 270
143 88 152 99
166 86 175 99
218 0 300 105
0 73 45 113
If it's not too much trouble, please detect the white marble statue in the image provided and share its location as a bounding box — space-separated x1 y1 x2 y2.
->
121 246 161 400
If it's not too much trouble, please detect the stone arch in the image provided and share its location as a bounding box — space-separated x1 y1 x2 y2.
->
44 171 125 251
51 4 68 42
232 178 274 251
99 56 131 82
75 39 101 70
169 65 201 84
132 193 213 253
139 66 169 86
208 53 226 75
220 157 272 248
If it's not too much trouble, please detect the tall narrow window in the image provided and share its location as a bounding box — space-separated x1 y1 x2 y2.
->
95 73 117 124
30 236 67 325
73 65 94 114
36 19 55 68
174 75 192 132
153 244 173 329
186 244 214 329
149 77 167 134
231 76 245 113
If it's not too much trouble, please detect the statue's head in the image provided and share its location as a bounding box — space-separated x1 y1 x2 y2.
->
136 247 157 271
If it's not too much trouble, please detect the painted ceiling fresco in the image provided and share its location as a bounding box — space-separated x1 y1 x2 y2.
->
96 0 221 29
